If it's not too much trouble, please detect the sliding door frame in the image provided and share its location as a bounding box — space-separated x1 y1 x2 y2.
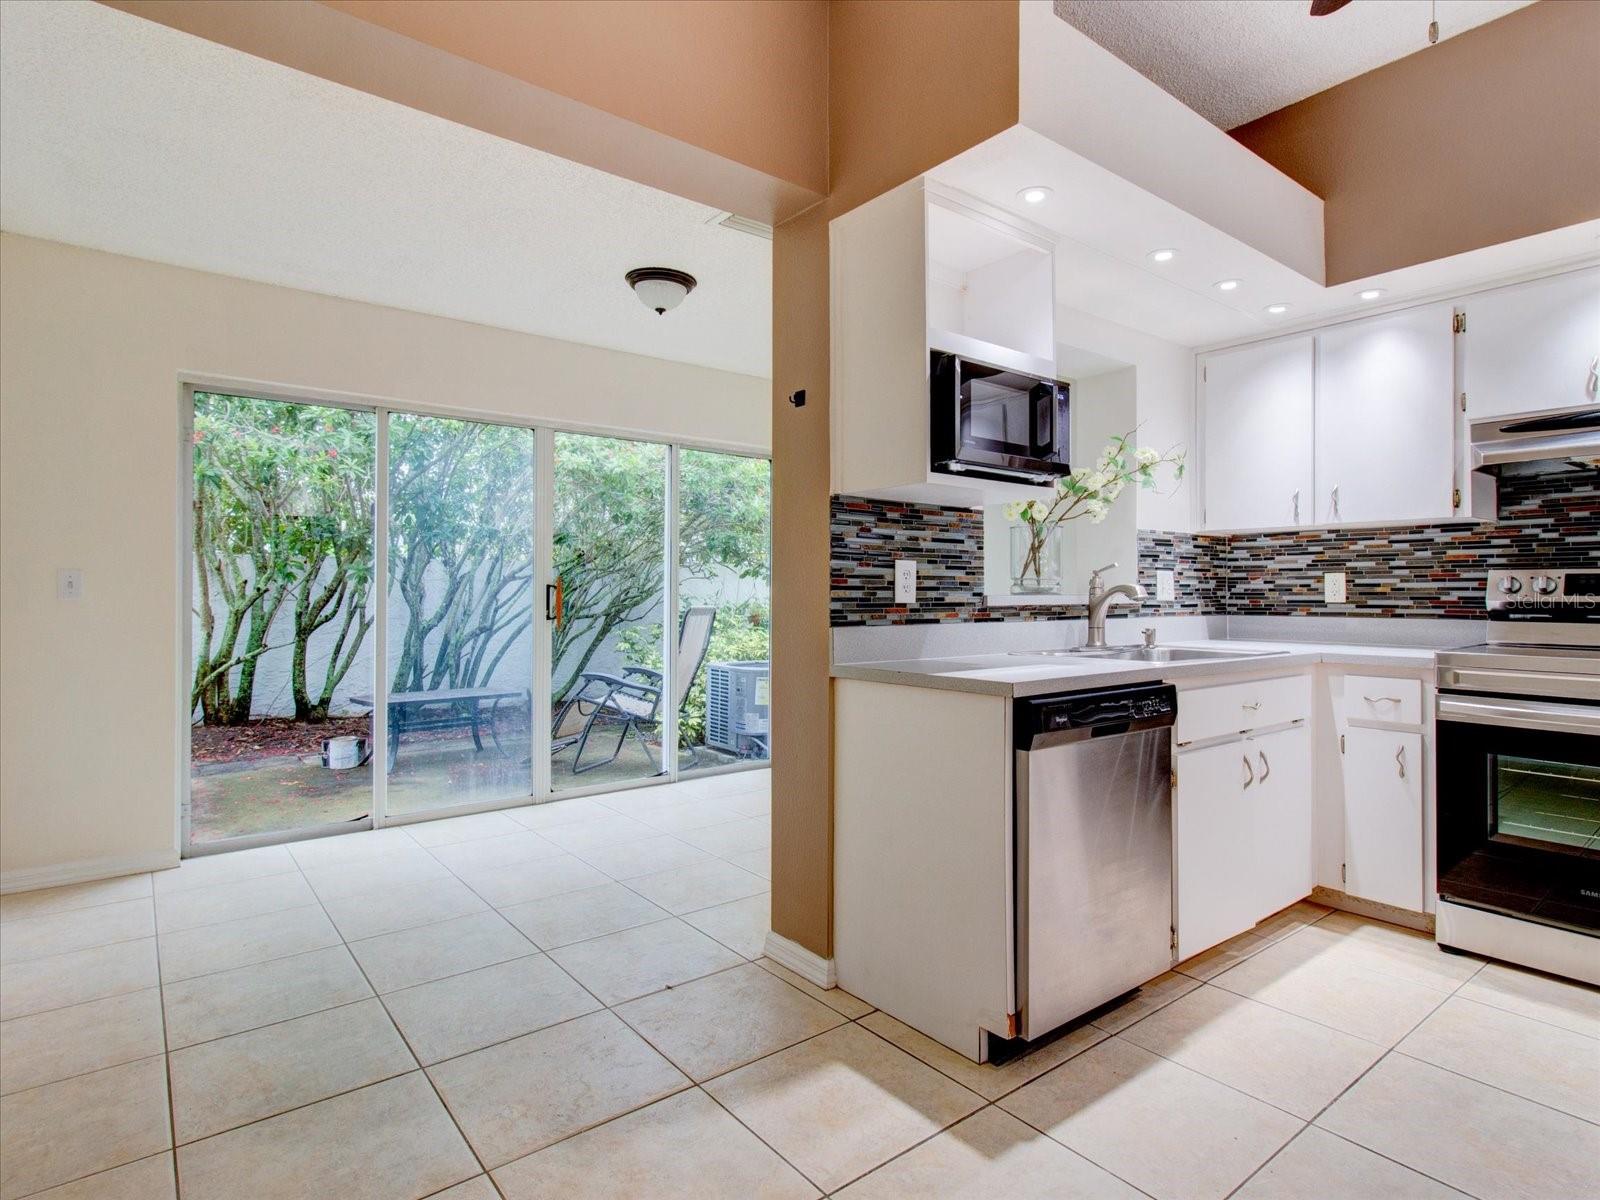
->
178 374 769 856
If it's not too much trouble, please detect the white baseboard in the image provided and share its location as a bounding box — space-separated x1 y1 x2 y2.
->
763 930 837 989
0 849 179 894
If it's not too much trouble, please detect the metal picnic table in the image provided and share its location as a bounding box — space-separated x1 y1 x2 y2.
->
350 687 531 772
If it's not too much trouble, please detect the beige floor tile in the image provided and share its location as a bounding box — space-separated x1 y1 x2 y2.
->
1233 1126 1469 1200
503 797 612 831
0 1056 171 1200
162 945 371 1049
676 816 770 858
300 849 455 902
285 826 422 870
493 1088 817 1200
0 874 152 923
403 810 525 847
681 892 770 959
169 998 415 1143
1397 995 1600 1122
998 1036 1300 1200
0 988 164 1094
449 853 610 907
0 899 155 965
634 795 754 834
382 954 601 1064
427 1009 687 1168
157 905 341 983
1176 928 1271 981
722 789 771 818
725 848 770 878
624 859 767 914
1251 901 1334 948
1118 985 1385 1118
859 1010 1107 1101
615 961 844 1080
425 1178 498 1200
151 845 296 894
678 769 770 799
1317 1053 1600 1200
349 911 535 994
0 939 158 1020
22 1153 174 1200
703 1022 983 1194
152 872 317 934
1455 960 1600 1039
593 783 700 817
1208 929 1452 1045
571 835 713 880
318 876 488 942
1311 913 1483 992
835 1106 1144 1200
755 959 874 1018
425 831 565 875
1090 971 1203 1034
176 1071 477 1200
546 918 742 1005
537 813 656 854
498 883 670 950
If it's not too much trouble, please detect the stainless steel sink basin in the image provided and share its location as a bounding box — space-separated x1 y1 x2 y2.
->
1010 646 1290 662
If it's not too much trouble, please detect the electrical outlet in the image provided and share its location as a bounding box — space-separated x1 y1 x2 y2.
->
1324 571 1347 604
1155 569 1176 603
57 568 83 600
894 558 918 605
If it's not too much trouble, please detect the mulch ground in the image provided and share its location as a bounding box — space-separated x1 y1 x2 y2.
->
190 717 373 764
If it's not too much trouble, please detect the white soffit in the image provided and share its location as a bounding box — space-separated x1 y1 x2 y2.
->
1053 0 1535 130
0 0 772 380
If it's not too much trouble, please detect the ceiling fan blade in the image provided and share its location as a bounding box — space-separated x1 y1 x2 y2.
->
1309 0 1353 14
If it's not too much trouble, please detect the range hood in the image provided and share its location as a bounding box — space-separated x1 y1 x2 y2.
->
1471 408 1600 475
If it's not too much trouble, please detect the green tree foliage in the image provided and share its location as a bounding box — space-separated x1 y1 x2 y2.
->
616 599 771 748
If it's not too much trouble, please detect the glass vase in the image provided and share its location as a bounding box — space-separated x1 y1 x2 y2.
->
1010 522 1062 595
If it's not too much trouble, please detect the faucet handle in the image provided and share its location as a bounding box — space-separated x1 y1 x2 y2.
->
1091 562 1119 577
1142 627 1158 648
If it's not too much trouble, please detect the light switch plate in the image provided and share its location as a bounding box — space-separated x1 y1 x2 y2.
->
1324 571 1347 604
894 558 918 605
1155 569 1175 602
57 568 83 600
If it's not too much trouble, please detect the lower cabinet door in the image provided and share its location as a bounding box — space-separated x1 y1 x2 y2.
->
1175 739 1258 960
1249 725 1314 919
1343 727 1425 910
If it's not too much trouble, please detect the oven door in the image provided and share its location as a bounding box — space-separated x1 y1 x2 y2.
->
1436 693 1600 935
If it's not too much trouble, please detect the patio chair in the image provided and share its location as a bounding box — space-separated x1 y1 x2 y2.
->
553 606 717 775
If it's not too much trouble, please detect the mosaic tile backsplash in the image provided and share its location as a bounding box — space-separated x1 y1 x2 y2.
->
830 470 1599 626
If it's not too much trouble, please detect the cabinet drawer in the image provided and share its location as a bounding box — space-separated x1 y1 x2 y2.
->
1345 675 1422 727
1176 675 1310 745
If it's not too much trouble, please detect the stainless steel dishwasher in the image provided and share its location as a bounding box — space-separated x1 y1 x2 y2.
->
1014 682 1178 1040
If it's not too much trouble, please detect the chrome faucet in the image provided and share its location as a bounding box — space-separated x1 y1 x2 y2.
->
1084 563 1147 649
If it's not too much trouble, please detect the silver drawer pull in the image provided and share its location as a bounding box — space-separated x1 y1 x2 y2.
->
1363 695 1401 704
1243 755 1255 789
1258 751 1270 782
1395 744 1406 779
1242 701 1262 711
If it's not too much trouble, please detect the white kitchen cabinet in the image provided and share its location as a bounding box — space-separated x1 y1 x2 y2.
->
1249 724 1314 918
1315 303 1457 523
1342 726 1425 911
1175 739 1260 960
1201 335 1315 530
1463 267 1600 420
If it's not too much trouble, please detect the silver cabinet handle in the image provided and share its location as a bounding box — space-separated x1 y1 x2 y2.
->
1242 701 1261 710
1330 484 1340 521
1243 755 1255 789
1258 750 1270 782
1292 489 1301 523
1395 744 1406 779
1588 356 1598 399
1363 695 1401 705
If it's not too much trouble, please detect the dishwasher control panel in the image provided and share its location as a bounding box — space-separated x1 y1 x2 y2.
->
1016 683 1178 745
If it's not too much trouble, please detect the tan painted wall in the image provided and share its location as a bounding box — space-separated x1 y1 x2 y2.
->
769 0 1020 958
0 234 769 881
1231 0 1600 285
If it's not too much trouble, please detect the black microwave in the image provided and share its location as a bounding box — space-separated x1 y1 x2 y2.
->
930 350 1070 484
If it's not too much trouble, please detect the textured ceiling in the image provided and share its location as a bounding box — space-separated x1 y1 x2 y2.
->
0 0 772 378
1053 0 1535 128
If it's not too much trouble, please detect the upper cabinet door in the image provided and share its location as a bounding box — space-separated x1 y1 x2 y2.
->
1463 267 1600 420
1315 303 1456 524
1202 335 1315 531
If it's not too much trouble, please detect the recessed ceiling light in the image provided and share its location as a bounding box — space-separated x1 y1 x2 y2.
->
1018 186 1052 205
1358 288 1386 301
1148 248 1177 263
1265 303 1290 315
1214 279 1241 292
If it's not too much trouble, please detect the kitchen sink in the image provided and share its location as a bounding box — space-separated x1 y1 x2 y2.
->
1011 645 1291 662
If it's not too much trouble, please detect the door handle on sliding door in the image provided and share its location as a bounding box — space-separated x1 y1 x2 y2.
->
545 579 563 627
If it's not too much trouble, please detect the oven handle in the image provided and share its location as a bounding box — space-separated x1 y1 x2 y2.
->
1437 695 1600 736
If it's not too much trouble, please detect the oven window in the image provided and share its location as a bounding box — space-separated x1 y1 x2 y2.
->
1493 755 1600 851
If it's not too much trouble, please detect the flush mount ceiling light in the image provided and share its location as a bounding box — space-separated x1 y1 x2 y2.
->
1018 186 1053 204
1148 248 1177 263
1214 279 1241 292
1265 303 1291 315
626 267 697 315
1358 288 1387 301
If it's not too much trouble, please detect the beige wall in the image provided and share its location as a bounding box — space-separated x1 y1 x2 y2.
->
1231 0 1600 285
769 0 1021 958
0 233 768 883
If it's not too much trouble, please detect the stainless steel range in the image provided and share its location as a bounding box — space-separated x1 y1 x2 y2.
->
1435 568 1600 984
